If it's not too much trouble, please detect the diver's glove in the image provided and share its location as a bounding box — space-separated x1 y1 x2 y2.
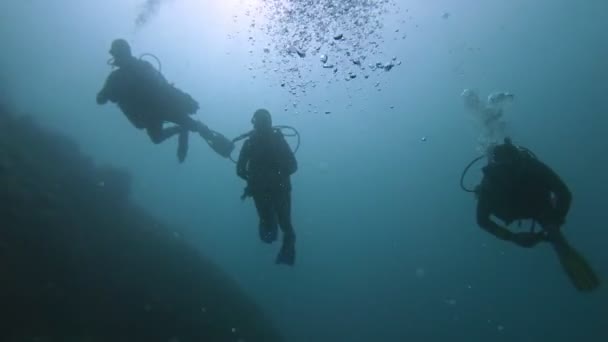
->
511 232 545 248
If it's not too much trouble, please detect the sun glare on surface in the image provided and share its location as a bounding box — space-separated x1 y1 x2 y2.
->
193 0 264 30
214 0 261 16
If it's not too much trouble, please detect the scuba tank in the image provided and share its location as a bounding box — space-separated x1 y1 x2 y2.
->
460 137 536 193
230 125 301 163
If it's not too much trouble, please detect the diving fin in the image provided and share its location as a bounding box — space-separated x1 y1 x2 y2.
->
177 130 189 163
549 231 600 292
200 129 235 158
276 235 295 266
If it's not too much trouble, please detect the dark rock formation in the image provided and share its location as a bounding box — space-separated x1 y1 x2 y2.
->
0 103 283 342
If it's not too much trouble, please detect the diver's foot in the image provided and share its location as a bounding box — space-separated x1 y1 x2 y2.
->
177 146 187 163
198 128 235 159
259 227 278 244
209 132 235 158
276 236 295 266
196 121 211 137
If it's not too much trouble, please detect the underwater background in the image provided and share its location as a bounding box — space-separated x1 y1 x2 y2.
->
0 0 607 341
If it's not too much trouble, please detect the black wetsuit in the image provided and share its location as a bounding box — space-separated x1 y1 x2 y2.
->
237 129 298 245
476 154 572 246
473 150 601 293
97 57 202 161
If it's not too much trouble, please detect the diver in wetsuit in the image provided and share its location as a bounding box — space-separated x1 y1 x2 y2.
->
237 109 298 266
96 39 233 162
472 138 599 292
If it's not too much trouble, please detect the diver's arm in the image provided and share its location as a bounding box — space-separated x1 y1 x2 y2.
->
476 199 514 241
96 75 113 105
236 140 251 180
477 198 545 247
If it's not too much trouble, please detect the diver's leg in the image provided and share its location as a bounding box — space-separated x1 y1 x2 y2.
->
275 190 294 238
274 189 295 265
173 116 234 158
146 121 182 144
170 115 210 135
252 191 278 243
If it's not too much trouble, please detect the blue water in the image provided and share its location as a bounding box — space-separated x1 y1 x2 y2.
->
1 0 606 341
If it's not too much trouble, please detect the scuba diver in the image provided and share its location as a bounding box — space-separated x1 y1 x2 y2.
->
96 39 234 162
236 109 298 266
462 137 600 292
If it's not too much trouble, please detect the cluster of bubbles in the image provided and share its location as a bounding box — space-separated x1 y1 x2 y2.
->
133 0 408 112
233 0 404 101
134 0 165 29
461 89 515 153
